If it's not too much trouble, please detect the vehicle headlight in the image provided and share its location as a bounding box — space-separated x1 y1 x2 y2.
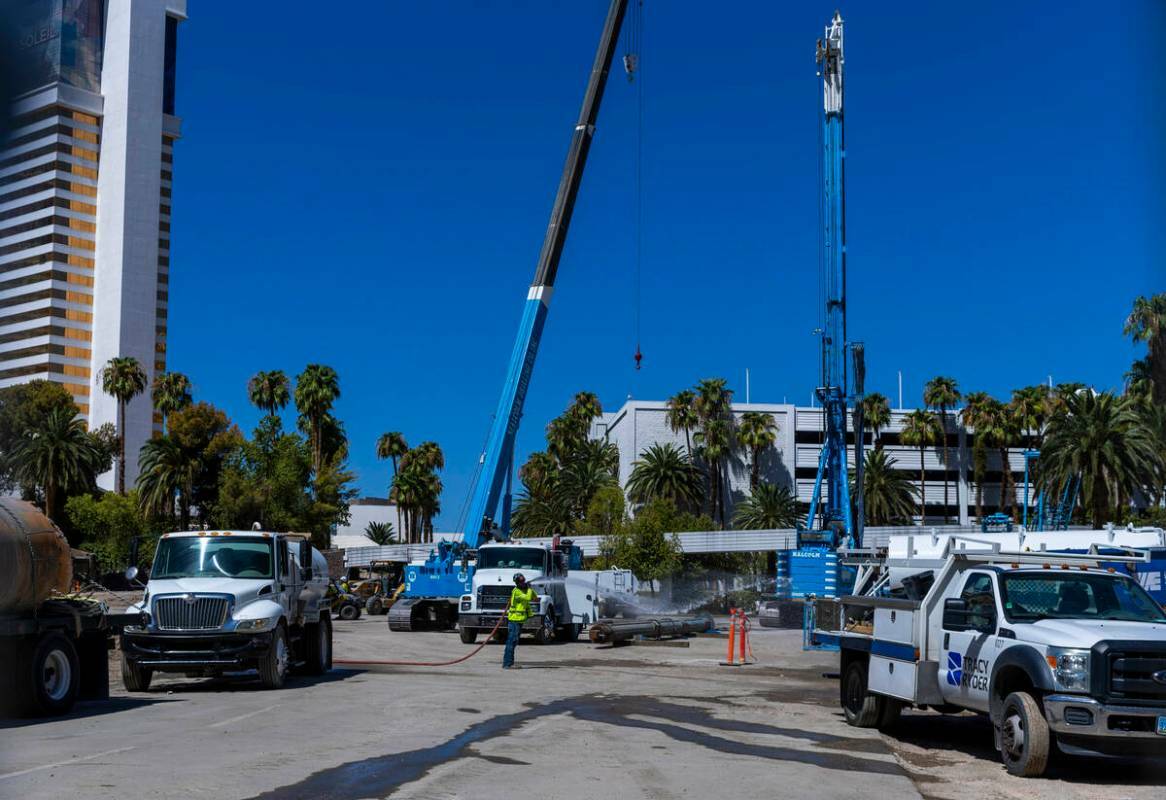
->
1047 647 1091 691
235 617 274 632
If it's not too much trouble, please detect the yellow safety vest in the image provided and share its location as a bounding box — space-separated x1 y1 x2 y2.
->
507 586 537 623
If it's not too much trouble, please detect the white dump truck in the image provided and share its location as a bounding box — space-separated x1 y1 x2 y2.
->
817 532 1166 777
456 538 637 644
121 530 332 690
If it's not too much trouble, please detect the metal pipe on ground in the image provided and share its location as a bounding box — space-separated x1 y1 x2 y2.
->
588 615 714 644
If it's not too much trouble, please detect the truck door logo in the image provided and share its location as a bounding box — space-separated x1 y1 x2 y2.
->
946 652 962 686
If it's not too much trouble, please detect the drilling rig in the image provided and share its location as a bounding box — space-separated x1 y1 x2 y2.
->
803 12 859 552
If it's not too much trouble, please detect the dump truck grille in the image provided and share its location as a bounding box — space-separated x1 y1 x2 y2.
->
478 586 511 611
153 596 229 631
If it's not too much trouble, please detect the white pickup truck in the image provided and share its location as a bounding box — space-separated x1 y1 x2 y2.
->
819 535 1166 777
121 530 332 690
457 539 637 644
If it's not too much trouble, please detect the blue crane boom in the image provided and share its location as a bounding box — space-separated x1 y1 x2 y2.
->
388 0 631 632
461 0 630 548
804 12 853 549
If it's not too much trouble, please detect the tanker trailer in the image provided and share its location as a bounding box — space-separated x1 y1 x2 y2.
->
0 498 138 716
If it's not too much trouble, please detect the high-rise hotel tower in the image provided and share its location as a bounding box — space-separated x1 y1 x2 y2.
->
1 1 186 487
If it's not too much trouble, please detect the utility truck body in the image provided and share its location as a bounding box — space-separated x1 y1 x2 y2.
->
456 539 636 644
121 530 332 690
818 530 1166 777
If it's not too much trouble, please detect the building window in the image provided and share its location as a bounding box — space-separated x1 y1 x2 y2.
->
163 16 178 114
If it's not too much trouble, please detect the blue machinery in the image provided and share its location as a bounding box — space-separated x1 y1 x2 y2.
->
804 13 858 553
1021 449 1082 531
389 0 630 631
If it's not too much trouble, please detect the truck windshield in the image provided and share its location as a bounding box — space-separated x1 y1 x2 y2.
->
477 548 546 572
1000 572 1166 624
152 537 275 580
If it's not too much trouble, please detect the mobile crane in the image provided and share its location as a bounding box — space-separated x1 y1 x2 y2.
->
389 0 630 631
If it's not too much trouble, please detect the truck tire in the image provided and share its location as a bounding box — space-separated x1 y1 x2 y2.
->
841 659 884 728
556 623 581 643
303 615 331 676
258 625 290 689
366 596 385 616
30 633 80 715
120 650 153 693
877 698 903 730
534 612 555 645
459 625 478 644
338 603 360 621
998 691 1050 777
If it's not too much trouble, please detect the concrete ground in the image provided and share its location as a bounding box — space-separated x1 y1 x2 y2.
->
1 616 1163 800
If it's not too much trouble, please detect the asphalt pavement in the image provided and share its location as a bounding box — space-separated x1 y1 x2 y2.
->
1 617 1163 799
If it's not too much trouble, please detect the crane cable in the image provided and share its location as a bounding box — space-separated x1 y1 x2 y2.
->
334 610 508 668
625 1 645 370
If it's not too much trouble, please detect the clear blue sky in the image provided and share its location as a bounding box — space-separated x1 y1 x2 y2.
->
167 1 1165 528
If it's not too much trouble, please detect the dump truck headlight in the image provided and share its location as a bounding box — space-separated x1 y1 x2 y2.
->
1047 647 1091 691
235 617 274 632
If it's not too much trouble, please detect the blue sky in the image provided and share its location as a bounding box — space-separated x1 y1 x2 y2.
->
167 1 1165 527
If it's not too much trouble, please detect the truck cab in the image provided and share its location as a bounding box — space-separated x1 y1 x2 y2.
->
456 539 603 645
121 530 332 691
824 538 1166 777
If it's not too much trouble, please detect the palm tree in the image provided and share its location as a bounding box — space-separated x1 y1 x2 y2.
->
737 411 777 489
10 407 101 520
100 355 148 494
1010 386 1050 449
570 391 603 422
137 436 196 529
1124 293 1166 404
151 371 192 433
959 392 995 522
626 443 704 511
978 399 1019 517
293 364 340 475
732 483 799 530
693 378 734 525
923 376 960 523
900 409 940 523
666 390 699 455
364 520 396 545
859 392 891 450
1041 391 1161 527
694 416 734 526
375 431 408 535
247 370 290 417
853 449 918 526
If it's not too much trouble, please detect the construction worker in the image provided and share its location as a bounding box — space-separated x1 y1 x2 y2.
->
503 573 538 669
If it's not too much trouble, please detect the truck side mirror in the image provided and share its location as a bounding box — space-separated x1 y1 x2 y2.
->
128 536 140 569
942 598 970 631
299 540 314 581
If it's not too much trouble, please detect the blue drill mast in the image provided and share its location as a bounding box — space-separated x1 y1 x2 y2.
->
389 0 630 632
804 13 853 550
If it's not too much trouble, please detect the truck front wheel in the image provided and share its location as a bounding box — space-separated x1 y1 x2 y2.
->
258 625 290 689
120 650 153 693
31 633 80 714
841 659 884 728
998 691 1050 777
459 625 478 644
534 612 555 645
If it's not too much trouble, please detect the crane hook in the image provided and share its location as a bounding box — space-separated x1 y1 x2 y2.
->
634 344 643 370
